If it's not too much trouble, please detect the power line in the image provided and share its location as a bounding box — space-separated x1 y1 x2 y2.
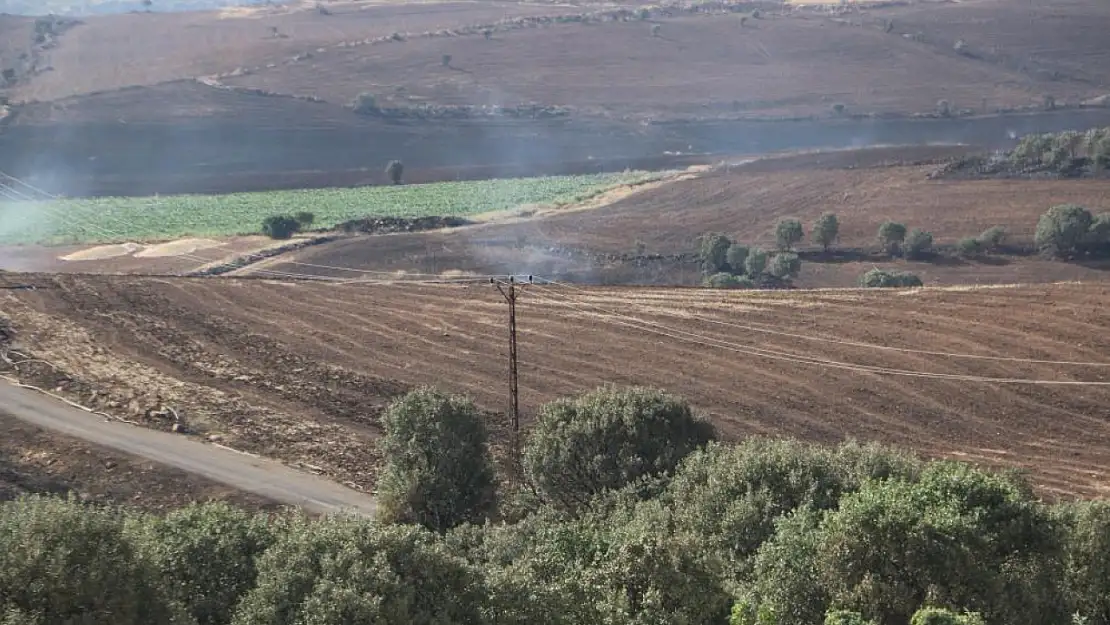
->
535 276 1110 368
526 280 1110 386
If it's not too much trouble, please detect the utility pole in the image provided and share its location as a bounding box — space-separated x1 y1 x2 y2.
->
492 275 531 477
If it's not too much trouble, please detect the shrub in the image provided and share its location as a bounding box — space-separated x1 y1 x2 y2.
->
522 386 715 514
704 272 753 289
726 243 750 273
1056 501 1110 625
231 518 487 625
860 269 922 288
877 221 907 255
377 388 496 532
978 226 1007 251
770 252 802 280
261 215 301 239
812 212 840 251
1085 213 1110 249
816 463 1066 625
775 218 805 251
0 496 188 625
910 607 986 625
482 28 493 40
956 237 983 257
904 229 934 259
1036 204 1093 258
441 54 452 67
937 99 952 117
352 92 379 114
127 502 276 625
700 233 732 273
650 23 661 36
386 159 404 185
293 211 315 229
745 247 769 277
826 609 877 625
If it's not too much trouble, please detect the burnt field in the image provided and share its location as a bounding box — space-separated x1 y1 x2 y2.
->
3 273 1110 498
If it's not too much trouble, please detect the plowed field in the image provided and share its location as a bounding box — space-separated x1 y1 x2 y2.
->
3 273 1110 497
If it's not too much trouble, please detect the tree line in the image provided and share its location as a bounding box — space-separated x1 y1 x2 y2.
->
1 385 1108 625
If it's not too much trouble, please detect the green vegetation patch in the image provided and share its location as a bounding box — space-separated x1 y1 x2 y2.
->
0 171 663 245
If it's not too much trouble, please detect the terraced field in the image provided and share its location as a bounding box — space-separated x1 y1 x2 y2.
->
3 273 1110 497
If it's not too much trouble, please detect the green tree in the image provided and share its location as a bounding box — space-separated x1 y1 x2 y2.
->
904 229 934 260
0 496 189 625
700 233 733 273
860 269 922 288
293 211 315 230
377 388 496 532
726 243 750 273
956 237 983 257
1036 204 1093 258
977 226 1007 251
812 213 840 252
817 463 1065 625
877 222 907 256
770 252 802 280
704 272 753 289
1056 501 1110 625
231 518 487 625
523 386 715 514
745 247 769 278
775 219 805 251
127 502 277 625
261 215 301 240
751 509 831 625
386 160 404 185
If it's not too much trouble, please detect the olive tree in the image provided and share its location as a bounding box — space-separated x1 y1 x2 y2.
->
726 243 750 273
770 252 802 281
386 159 404 185
377 387 496 532
522 386 715 514
1035 204 1093 258
904 229 934 260
877 222 907 256
775 219 805 251
700 233 733 273
745 247 769 278
812 213 840 252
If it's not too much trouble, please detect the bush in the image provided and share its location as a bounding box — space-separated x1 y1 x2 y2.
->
1036 204 1093 258
650 23 661 36
813 213 840 251
386 159 404 185
377 388 496 532
726 243 750 273
1056 501 1110 625
956 237 983 257
978 226 1007 251
0 496 189 625
441 54 452 67
904 229 934 259
261 215 301 239
745 247 769 277
1085 213 1110 249
910 607 985 625
704 272 753 289
700 233 732 273
770 252 802 280
127 502 276 625
826 609 877 625
877 222 907 255
522 386 715 514
293 211 315 229
860 269 922 288
231 518 487 625
352 92 379 114
817 463 1066 625
775 219 805 251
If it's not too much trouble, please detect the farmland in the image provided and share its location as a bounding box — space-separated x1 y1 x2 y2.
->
0 171 661 245
3 273 1110 498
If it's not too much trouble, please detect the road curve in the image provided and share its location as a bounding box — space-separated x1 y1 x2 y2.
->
0 381 377 516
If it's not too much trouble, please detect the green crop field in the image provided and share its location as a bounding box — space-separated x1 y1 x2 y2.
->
0 172 665 245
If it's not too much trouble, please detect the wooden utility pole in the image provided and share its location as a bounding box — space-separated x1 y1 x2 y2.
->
492 275 531 475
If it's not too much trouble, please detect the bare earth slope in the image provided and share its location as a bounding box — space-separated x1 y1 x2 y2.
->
3 273 1110 497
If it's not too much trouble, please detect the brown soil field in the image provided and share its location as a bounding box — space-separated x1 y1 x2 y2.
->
267 146 1110 288
3 272 1110 498
0 411 277 511
875 0 1110 94
11 1 585 103
222 9 1058 119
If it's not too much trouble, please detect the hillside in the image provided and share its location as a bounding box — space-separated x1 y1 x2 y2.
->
3 273 1110 497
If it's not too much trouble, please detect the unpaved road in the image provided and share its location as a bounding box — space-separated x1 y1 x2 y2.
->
0 381 377 515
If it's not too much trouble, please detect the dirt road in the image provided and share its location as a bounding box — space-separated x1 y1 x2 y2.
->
0 381 377 515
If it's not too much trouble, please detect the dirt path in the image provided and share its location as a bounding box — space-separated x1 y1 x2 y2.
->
0 381 377 515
